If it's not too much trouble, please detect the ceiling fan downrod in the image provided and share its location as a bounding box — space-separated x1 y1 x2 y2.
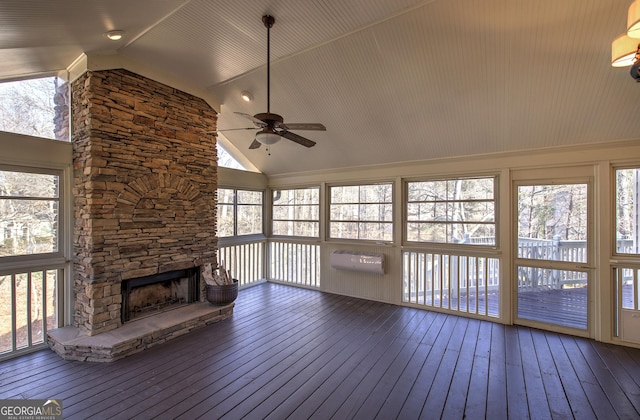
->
262 15 275 114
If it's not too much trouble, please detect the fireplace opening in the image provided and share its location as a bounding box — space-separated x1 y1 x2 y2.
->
121 268 200 322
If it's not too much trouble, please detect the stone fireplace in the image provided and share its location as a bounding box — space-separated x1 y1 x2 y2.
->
47 69 230 361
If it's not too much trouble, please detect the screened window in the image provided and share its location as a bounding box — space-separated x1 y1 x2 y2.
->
0 170 60 257
329 183 393 241
0 76 69 141
615 167 640 254
272 187 319 237
406 177 495 245
216 188 263 237
218 144 247 170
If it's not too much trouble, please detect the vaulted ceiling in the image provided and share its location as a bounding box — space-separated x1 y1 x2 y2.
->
1 0 638 175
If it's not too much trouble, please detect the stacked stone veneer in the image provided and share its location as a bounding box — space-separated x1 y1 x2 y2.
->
71 69 218 336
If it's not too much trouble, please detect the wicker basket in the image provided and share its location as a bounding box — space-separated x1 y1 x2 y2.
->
205 279 238 305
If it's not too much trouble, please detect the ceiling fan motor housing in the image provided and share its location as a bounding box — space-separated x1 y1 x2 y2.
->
254 112 283 126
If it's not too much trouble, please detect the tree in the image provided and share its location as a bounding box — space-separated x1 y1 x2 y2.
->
0 77 61 257
0 77 58 139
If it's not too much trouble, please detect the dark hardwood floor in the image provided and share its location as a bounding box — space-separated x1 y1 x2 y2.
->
1 282 640 419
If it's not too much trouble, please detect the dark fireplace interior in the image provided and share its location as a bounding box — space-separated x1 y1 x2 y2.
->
122 268 200 322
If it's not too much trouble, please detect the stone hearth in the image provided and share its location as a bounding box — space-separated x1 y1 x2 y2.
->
48 69 223 361
48 303 233 362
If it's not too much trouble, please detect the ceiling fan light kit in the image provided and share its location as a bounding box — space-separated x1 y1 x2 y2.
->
218 15 326 151
256 128 281 145
611 0 640 80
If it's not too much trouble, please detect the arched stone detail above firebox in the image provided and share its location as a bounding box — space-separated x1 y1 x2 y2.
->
112 171 216 281
116 173 205 208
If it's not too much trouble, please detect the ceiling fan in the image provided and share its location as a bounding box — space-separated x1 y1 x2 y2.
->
219 15 325 150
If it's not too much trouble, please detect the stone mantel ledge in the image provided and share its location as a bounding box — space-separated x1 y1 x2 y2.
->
48 303 233 362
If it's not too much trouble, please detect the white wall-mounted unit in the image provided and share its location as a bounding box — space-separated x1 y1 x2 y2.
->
330 250 384 274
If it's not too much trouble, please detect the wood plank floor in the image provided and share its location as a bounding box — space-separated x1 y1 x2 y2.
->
1 282 640 419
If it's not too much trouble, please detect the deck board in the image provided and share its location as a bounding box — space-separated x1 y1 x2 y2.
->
440 318 479 420
462 320 491 418
518 328 552 420
420 316 469 417
351 310 434 419
574 338 640 418
559 335 619 418
395 314 457 418
231 299 380 420
1 282 639 420
529 329 573 419
544 333 596 419
504 325 529 420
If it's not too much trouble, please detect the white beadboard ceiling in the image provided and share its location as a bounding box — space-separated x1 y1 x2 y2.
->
0 0 638 175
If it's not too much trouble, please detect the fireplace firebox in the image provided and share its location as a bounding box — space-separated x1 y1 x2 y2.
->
121 268 200 322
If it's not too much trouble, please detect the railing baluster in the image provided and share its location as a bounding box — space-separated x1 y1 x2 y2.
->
438 254 443 308
26 272 32 348
632 269 640 311
465 256 470 313
474 257 480 314
430 253 435 306
482 257 488 315
42 270 49 341
11 274 16 352
416 253 429 305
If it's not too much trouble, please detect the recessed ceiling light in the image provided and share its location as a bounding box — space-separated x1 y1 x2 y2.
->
106 30 124 41
241 91 253 102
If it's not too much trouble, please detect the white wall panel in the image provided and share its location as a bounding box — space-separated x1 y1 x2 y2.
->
321 243 400 304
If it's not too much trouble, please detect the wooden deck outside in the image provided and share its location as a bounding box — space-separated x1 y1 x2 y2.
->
1 282 640 419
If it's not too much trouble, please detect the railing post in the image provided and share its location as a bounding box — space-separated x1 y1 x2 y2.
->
552 235 561 289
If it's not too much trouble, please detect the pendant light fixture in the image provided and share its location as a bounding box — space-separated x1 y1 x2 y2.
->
611 0 640 80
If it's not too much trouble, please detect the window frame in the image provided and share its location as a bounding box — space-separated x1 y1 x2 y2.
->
271 186 320 239
327 181 394 243
0 165 65 264
403 175 498 248
612 164 640 258
216 187 265 238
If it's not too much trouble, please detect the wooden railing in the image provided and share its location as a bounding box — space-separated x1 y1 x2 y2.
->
218 238 321 288
402 250 500 318
516 238 589 263
217 239 266 287
473 237 634 290
0 265 63 361
515 238 590 289
269 240 320 288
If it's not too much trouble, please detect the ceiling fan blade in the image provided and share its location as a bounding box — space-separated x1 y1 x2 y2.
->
235 112 266 127
216 127 256 132
280 123 326 131
249 139 262 149
279 130 316 148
